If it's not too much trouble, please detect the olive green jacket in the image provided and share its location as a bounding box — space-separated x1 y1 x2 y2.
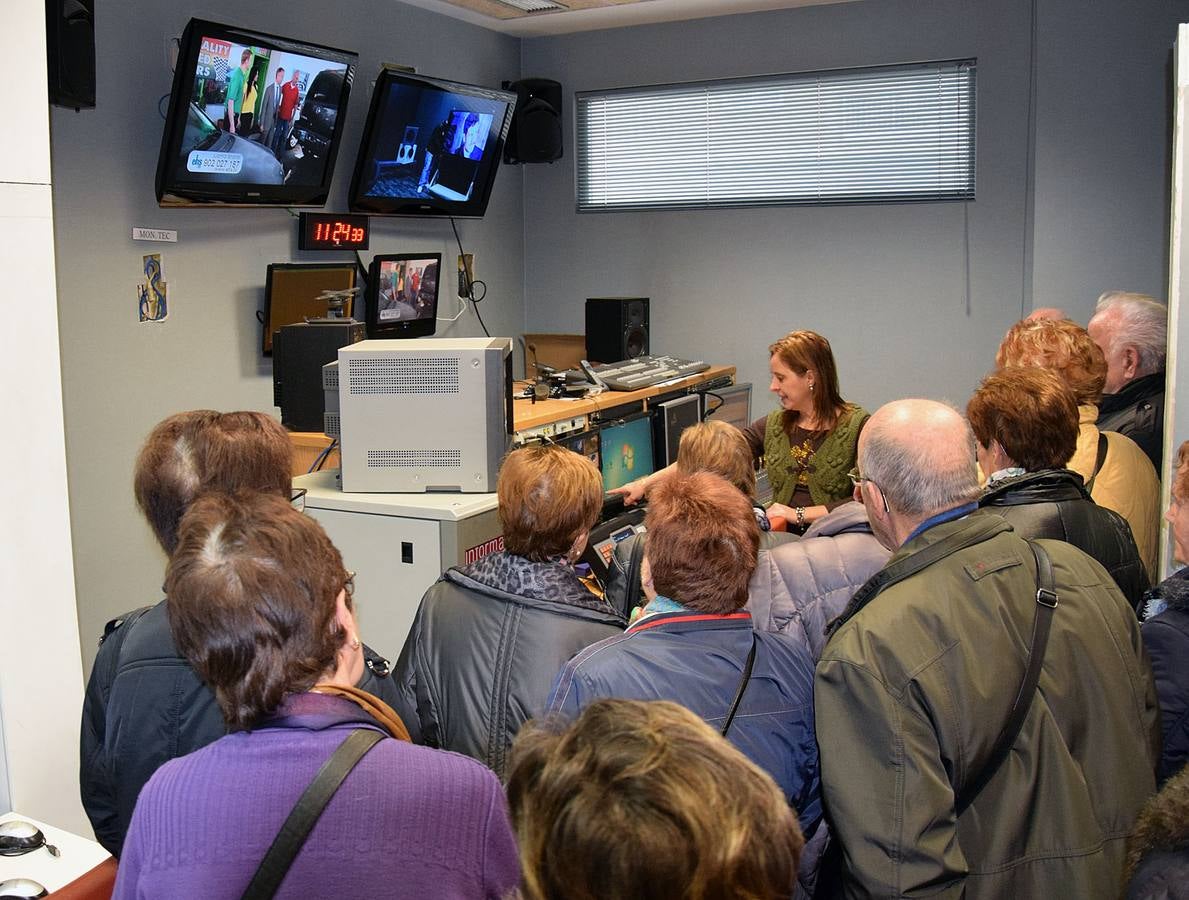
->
815 514 1159 899
764 404 868 507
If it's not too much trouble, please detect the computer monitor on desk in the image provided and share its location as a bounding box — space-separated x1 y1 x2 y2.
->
599 412 656 492
705 382 752 431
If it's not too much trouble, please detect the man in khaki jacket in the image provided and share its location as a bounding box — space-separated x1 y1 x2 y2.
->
816 399 1159 899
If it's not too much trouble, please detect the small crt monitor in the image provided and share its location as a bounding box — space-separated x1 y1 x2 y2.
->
656 394 701 467
599 412 656 492
706 382 752 432
365 253 441 339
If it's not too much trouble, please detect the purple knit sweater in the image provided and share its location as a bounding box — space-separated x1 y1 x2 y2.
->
112 693 520 899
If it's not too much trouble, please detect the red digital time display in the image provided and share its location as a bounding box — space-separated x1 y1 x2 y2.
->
299 213 370 251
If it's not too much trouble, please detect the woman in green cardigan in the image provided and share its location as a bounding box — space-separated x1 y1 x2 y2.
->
615 330 867 534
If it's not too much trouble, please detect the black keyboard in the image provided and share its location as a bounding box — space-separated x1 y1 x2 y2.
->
591 355 711 391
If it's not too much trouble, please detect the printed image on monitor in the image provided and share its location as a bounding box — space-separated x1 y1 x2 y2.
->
600 414 656 493
706 382 752 432
365 254 441 339
349 67 515 217
156 19 357 206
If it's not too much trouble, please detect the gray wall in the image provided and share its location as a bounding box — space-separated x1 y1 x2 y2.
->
50 0 523 671
1030 0 1182 321
519 0 1180 410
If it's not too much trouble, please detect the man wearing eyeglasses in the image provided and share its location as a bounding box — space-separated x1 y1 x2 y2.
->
814 399 1158 899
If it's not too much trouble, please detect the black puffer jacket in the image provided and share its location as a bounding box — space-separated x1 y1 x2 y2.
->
978 468 1149 612
392 552 626 776
1098 371 1165 472
79 599 401 857
1143 570 1189 785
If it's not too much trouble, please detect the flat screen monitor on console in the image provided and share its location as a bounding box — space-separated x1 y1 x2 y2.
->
599 413 656 493
705 382 752 432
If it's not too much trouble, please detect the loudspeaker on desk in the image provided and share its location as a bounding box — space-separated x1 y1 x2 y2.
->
585 297 649 364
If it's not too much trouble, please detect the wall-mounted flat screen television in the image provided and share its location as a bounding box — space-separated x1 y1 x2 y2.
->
155 19 357 207
348 67 516 217
365 253 442 339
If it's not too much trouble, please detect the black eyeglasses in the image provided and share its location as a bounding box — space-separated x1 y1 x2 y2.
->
0 878 48 899
0 821 59 859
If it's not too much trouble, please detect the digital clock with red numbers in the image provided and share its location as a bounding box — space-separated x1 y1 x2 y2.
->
298 213 370 251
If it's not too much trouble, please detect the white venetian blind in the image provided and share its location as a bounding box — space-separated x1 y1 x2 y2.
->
576 60 976 212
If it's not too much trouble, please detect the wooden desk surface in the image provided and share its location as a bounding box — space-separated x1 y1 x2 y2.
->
289 364 735 469
513 364 735 430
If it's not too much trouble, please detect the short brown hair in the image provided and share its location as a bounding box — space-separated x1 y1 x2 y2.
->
769 330 846 426
166 492 350 731
676 419 756 497
966 367 1079 471
507 699 803 900
1175 440 1189 502
134 410 292 554
498 444 603 561
996 318 1108 406
645 471 759 614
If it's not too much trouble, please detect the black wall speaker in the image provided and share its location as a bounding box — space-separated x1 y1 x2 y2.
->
46 0 95 109
585 297 649 364
502 78 562 164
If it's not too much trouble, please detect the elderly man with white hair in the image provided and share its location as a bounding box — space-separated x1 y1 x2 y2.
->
814 399 1159 899
1088 290 1167 469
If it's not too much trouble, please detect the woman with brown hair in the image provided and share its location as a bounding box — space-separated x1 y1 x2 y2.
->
113 492 519 899
996 317 1160 577
616 330 866 533
966 366 1148 610
508 699 803 900
392 444 625 776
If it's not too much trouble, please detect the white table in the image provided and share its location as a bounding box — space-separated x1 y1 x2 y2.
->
0 812 110 893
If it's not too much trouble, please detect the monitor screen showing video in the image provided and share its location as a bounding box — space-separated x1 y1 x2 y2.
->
349 68 515 217
599 414 656 493
365 254 441 339
156 19 356 206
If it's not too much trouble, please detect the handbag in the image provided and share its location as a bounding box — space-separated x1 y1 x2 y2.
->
240 728 385 900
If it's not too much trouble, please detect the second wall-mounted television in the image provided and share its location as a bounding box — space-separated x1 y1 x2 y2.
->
155 18 357 207
349 67 516 217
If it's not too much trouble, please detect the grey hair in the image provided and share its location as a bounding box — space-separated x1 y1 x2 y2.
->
859 402 981 519
1094 291 1168 375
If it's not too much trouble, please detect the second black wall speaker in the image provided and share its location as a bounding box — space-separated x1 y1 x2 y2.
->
46 0 96 109
586 297 649 364
502 78 563 164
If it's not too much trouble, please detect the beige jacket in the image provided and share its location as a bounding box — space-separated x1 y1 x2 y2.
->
1068 404 1160 578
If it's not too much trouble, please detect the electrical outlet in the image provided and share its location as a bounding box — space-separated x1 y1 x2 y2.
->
457 253 475 298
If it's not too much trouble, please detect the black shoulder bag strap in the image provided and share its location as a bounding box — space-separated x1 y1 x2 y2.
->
721 632 758 738
241 728 385 900
1084 432 1109 493
955 541 1056 814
